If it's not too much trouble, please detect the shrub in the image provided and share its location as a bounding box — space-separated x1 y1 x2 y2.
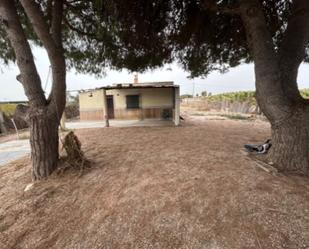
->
0 104 17 116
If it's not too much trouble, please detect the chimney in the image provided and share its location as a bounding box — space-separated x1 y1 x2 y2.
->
134 74 138 84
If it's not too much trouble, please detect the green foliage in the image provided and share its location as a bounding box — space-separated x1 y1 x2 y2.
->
220 114 249 120
201 91 207 97
0 104 17 116
0 27 15 64
72 0 302 77
181 94 193 99
300 89 309 99
0 1 307 78
67 93 79 105
63 0 173 75
206 89 309 103
207 91 256 103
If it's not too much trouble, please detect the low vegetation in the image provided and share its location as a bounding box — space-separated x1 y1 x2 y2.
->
0 104 17 116
206 91 256 103
184 89 309 104
181 91 258 114
220 113 250 120
300 89 309 99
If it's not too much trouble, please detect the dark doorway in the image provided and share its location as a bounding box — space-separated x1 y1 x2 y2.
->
106 95 115 119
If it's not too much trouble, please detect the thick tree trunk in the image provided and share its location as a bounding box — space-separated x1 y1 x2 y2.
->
267 106 309 175
1 0 66 180
19 0 66 180
239 0 309 176
29 108 60 180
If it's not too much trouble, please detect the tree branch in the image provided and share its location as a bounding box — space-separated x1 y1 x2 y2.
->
46 0 53 27
239 0 292 122
48 0 66 115
0 0 46 107
20 0 59 60
20 0 66 119
51 0 63 48
201 0 240 15
64 16 97 37
278 0 309 103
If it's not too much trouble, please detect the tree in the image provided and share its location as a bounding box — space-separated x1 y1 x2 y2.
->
0 0 66 180
82 0 308 175
238 0 309 175
201 91 207 97
0 0 170 180
205 0 309 175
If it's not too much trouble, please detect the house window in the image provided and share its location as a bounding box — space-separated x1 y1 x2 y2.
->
126 95 140 109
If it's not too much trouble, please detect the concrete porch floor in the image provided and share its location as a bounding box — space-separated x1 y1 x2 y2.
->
66 119 175 129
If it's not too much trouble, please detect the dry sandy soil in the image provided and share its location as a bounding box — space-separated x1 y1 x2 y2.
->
0 116 309 249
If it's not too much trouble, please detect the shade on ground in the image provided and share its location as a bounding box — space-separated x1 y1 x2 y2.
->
0 120 174 167
1 117 308 249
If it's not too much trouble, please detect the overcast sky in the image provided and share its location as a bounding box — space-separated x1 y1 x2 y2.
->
1 45 308 101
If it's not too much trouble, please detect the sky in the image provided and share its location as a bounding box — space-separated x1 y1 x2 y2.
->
0 45 308 101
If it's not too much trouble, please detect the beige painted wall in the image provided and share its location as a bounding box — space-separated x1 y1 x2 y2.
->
106 88 174 109
79 87 176 120
79 89 104 111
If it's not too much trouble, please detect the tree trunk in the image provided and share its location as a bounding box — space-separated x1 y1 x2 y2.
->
1 0 66 180
267 105 309 175
239 0 309 176
29 107 60 180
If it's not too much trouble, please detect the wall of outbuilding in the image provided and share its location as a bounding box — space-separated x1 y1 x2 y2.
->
79 87 176 120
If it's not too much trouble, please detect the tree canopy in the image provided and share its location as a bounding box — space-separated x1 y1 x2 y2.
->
1 1 308 78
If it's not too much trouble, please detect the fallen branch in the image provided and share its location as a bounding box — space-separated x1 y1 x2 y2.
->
241 149 278 175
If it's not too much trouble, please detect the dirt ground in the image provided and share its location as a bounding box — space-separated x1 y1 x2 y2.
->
0 116 309 249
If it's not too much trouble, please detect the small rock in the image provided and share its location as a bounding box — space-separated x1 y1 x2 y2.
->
24 183 34 192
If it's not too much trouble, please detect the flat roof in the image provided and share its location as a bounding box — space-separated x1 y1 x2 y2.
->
79 81 179 92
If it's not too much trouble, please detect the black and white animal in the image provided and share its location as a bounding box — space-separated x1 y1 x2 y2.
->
244 139 272 154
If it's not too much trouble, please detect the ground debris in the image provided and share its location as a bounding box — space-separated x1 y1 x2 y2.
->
57 131 91 176
24 182 34 192
1 117 308 249
241 149 278 175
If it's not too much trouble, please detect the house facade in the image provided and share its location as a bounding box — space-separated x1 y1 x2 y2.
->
79 82 180 125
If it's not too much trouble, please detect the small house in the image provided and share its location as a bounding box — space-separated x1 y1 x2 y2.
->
79 81 180 126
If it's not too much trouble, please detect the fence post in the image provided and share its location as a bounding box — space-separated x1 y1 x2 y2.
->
11 118 19 139
103 89 109 127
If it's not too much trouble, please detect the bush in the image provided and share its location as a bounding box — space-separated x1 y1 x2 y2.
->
300 89 309 99
0 104 17 116
65 104 79 119
180 94 193 99
207 91 256 103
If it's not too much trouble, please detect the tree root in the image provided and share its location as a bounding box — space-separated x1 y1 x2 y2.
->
57 131 91 177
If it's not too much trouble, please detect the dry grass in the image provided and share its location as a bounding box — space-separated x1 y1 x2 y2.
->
0 116 309 249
